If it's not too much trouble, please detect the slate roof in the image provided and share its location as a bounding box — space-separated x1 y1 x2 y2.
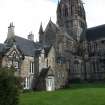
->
5 36 42 57
15 36 37 57
0 44 4 53
86 24 105 41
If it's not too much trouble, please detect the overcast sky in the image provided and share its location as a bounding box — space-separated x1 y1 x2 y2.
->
0 0 105 43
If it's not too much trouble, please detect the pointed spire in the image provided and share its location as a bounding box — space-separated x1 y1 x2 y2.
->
49 17 53 24
50 17 52 22
57 0 60 8
39 22 44 43
39 22 44 35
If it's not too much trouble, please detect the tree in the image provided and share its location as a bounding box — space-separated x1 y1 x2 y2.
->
0 67 21 105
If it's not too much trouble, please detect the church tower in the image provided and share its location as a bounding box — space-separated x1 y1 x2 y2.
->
57 0 87 41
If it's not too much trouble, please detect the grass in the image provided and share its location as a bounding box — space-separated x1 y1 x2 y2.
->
19 83 105 105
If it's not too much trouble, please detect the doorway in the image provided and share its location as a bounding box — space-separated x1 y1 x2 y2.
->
46 76 55 91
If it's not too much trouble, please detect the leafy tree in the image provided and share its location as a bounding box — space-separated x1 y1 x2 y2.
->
0 67 21 105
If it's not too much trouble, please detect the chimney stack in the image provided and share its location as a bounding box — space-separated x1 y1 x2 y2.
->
7 22 15 39
28 32 34 41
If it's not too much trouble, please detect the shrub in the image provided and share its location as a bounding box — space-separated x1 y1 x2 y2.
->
0 67 21 105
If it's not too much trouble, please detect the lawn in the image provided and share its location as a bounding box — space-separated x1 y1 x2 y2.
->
19 83 105 105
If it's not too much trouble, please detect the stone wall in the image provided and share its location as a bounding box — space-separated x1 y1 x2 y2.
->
20 56 34 77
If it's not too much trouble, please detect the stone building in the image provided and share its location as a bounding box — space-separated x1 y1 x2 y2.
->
0 0 105 91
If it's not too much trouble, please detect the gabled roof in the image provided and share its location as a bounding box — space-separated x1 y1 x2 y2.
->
86 24 105 41
44 20 60 45
44 19 59 33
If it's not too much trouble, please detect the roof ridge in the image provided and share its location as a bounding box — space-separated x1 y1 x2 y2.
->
15 35 35 43
86 24 105 41
87 24 105 30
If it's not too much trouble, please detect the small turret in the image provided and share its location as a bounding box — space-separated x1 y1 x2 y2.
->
39 22 44 35
39 22 44 43
7 22 15 39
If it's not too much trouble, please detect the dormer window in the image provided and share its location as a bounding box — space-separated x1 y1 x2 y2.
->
6 47 23 70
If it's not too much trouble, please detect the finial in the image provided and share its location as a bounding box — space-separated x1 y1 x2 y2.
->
40 21 43 27
11 22 13 26
8 22 15 28
50 17 51 21
29 31 33 35
49 17 52 23
8 22 14 28
38 22 42 28
31 31 32 34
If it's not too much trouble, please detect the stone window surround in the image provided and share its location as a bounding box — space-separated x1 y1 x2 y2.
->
30 62 34 74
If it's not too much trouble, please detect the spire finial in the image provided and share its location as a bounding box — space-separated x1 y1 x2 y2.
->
50 17 51 21
9 22 12 27
40 21 42 27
